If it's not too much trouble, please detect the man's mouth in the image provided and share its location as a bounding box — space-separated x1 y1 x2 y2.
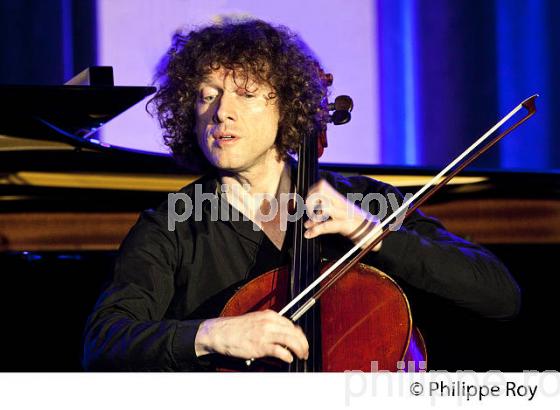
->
212 131 239 145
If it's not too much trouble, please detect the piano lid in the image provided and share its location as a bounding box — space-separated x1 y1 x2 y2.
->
0 66 156 149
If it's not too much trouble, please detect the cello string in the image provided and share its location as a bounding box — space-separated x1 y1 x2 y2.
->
296 174 302 370
310 141 318 371
302 137 309 371
307 133 316 371
291 137 308 371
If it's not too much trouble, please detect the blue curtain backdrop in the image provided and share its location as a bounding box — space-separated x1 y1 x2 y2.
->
0 0 96 85
1 0 558 170
377 0 559 170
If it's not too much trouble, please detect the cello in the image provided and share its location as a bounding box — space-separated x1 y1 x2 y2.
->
215 71 537 371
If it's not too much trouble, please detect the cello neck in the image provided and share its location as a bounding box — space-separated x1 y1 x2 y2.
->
289 130 322 372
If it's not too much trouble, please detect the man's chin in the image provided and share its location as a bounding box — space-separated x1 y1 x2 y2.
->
210 160 245 173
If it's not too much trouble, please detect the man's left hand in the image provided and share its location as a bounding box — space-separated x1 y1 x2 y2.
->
303 179 382 251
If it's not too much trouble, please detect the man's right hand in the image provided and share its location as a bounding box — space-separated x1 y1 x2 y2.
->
194 310 309 364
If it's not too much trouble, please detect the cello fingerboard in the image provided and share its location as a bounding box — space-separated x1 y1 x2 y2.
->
289 131 323 372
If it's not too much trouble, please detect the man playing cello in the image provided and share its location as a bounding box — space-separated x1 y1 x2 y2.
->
83 19 520 371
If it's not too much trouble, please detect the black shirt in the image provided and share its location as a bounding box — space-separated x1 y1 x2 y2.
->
82 169 520 371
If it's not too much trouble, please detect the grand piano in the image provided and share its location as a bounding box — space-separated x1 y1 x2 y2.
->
1 68 559 371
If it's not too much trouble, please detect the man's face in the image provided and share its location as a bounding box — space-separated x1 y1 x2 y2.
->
194 68 281 173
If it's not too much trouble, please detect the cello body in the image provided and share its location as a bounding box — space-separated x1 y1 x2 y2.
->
220 262 427 372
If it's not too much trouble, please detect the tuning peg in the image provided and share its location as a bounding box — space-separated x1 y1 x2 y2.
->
329 110 351 125
327 95 353 112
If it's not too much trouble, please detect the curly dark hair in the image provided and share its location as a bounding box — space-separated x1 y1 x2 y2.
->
149 18 329 171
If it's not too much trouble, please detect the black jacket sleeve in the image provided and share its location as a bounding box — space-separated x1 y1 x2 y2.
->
82 209 203 371
329 174 521 320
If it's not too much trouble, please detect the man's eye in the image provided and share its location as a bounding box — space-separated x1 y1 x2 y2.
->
202 94 217 103
239 91 256 99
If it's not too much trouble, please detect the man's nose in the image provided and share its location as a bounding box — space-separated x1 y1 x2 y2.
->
213 93 236 123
